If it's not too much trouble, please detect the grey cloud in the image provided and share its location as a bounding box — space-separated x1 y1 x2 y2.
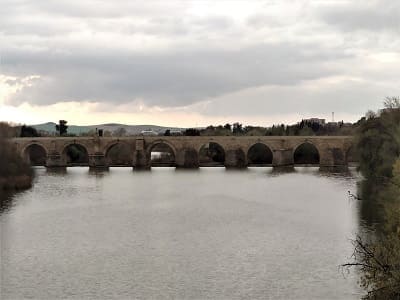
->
246 14 284 29
317 1 400 32
0 0 189 19
190 16 234 30
1 0 399 121
0 0 192 41
201 79 396 118
121 16 234 37
2 42 350 107
0 2 232 40
134 18 189 36
0 16 79 37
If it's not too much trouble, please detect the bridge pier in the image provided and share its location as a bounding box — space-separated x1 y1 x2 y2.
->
272 149 294 167
133 151 150 169
132 138 150 169
46 152 66 168
176 148 199 168
224 149 247 168
319 146 346 168
88 153 108 169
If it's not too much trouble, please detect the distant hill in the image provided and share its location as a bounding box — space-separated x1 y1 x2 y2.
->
31 122 187 135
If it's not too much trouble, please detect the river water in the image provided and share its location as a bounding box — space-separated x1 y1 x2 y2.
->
1 167 362 299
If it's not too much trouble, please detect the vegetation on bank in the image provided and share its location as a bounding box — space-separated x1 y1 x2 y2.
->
344 97 400 299
355 97 400 179
0 122 33 190
346 159 400 299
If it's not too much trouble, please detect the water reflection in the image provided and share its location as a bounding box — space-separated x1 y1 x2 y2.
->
88 168 109 177
320 165 350 173
357 180 386 228
1 167 362 299
349 176 400 299
357 178 400 233
269 166 295 176
45 167 68 176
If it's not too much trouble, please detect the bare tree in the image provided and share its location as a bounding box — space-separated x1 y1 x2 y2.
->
384 96 400 109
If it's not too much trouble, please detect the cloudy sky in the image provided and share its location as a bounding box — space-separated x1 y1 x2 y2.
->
0 0 399 126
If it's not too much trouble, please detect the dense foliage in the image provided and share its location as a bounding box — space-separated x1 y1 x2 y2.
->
346 159 400 299
0 123 33 189
345 98 400 299
355 99 400 179
20 125 40 137
56 120 68 135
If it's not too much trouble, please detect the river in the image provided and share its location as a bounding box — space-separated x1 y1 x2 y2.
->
1 167 363 299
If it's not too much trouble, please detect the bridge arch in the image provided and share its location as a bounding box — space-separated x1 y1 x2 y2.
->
22 143 48 166
147 140 177 167
105 141 133 166
247 143 273 165
62 143 90 166
293 142 320 165
199 142 225 166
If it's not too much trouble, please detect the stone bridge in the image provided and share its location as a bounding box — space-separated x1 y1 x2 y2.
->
12 136 355 169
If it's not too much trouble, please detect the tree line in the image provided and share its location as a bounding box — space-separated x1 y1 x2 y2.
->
183 120 355 136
